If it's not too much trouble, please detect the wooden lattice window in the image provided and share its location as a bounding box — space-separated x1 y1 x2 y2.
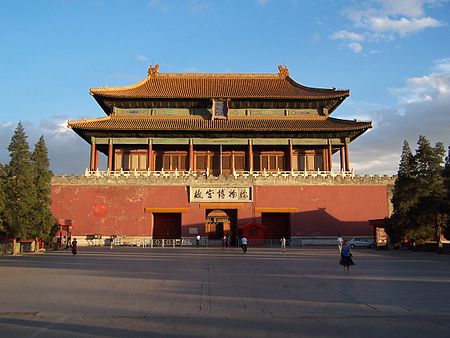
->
254 152 285 171
114 149 148 171
155 151 187 171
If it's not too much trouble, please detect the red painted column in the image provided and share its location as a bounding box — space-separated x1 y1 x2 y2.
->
289 140 293 171
322 148 328 171
328 140 332 171
340 145 345 171
148 140 153 171
248 140 253 172
232 151 235 173
90 141 96 171
189 139 194 171
345 142 350 171
94 150 99 170
108 140 113 171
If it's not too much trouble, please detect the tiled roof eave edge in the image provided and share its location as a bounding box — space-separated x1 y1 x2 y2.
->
285 76 350 96
89 93 350 100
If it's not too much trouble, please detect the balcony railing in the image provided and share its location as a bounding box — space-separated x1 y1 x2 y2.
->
84 168 356 179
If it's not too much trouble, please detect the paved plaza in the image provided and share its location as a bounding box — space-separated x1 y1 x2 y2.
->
1 246 450 338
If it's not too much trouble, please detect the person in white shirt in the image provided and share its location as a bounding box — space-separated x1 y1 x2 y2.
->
240 236 248 253
280 237 286 252
337 235 343 254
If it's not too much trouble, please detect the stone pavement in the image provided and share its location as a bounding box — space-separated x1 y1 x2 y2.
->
1 246 450 337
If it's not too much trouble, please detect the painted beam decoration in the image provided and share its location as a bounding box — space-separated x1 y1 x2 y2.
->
190 186 252 202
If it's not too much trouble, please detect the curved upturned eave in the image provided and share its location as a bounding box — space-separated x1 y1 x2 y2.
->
89 72 350 115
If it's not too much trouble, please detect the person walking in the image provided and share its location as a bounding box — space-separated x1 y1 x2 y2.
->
340 239 355 273
196 235 200 247
280 236 286 253
71 238 78 256
240 236 248 254
337 235 343 254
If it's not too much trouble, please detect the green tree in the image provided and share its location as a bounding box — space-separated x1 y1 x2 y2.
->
387 141 416 245
408 137 447 246
32 136 56 241
388 136 448 248
4 122 37 241
443 146 450 239
0 164 6 234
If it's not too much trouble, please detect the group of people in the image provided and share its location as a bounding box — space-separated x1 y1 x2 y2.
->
337 235 355 273
70 234 355 270
193 235 287 254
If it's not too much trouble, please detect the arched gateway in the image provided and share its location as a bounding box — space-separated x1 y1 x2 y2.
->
205 209 237 245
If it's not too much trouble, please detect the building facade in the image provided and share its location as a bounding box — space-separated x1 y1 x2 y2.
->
51 65 394 245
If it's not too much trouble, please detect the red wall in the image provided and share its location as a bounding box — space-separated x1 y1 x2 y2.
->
51 184 389 238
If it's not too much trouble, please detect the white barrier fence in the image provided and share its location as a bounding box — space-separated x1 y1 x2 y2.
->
84 168 356 179
111 238 307 248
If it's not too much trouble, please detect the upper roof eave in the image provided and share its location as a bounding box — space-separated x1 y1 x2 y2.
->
89 68 350 101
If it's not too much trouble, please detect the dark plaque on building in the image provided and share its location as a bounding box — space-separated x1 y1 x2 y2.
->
212 99 228 119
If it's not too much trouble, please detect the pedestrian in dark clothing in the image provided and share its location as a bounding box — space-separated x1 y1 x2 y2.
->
340 239 354 273
71 238 78 255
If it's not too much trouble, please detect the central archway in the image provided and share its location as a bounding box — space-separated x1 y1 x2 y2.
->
205 209 238 245
205 209 229 240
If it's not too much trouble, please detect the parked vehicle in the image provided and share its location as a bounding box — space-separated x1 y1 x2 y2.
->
349 237 375 249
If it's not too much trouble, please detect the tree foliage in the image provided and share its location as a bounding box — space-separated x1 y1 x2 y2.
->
0 164 6 234
444 146 450 239
388 141 416 244
2 123 56 240
32 136 57 240
4 122 37 239
388 136 448 246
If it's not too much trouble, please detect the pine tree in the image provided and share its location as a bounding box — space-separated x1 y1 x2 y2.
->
387 141 417 245
407 136 447 246
443 146 450 240
32 136 56 241
388 137 448 248
4 122 37 240
0 164 6 234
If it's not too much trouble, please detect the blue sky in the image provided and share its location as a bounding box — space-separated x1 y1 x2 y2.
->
1 0 450 175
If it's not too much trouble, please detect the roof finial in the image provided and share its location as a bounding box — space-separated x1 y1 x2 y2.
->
148 64 160 77
277 64 289 78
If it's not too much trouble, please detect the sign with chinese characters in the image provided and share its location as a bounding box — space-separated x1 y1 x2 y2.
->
190 186 252 202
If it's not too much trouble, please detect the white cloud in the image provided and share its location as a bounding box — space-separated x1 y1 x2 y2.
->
256 0 269 6
348 58 450 175
333 0 444 53
329 30 365 53
367 16 441 36
348 42 363 53
0 117 89 175
330 30 365 42
378 0 426 17
433 58 450 72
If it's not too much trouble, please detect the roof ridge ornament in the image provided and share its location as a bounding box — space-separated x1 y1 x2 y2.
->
277 64 289 78
147 64 160 78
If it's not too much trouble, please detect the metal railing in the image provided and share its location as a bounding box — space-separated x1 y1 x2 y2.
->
119 238 305 248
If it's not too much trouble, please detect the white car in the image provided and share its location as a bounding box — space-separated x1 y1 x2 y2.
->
349 237 375 249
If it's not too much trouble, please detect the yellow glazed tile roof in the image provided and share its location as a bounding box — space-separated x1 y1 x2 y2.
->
68 116 371 132
90 65 349 100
